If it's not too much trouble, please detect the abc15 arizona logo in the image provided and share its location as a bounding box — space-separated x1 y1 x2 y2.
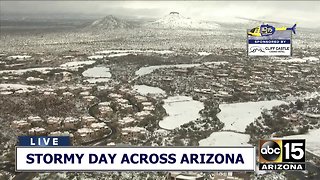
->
259 139 306 170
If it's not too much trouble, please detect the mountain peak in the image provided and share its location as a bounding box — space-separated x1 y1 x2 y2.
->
87 15 132 30
169 12 180 15
145 12 220 30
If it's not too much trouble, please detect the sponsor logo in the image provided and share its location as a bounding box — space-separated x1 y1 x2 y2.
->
249 46 265 53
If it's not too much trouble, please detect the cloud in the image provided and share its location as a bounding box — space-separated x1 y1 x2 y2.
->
1 1 319 28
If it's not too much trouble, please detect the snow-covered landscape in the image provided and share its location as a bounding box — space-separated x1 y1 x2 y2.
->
60 60 96 70
82 67 112 78
133 85 166 96
0 67 53 75
199 132 250 146
283 128 320 156
217 100 287 132
136 63 205 76
1 1 320 179
159 96 204 130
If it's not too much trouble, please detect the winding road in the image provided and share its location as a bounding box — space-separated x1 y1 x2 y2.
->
85 103 118 146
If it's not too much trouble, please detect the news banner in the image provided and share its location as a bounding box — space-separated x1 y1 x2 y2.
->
16 136 306 172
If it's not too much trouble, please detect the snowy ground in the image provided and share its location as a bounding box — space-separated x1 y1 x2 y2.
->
283 128 320 157
217 100 286 132
286 91 320 101
82 66 112 84
108 53 132 58
7 55 32 60
85 78 111 84
0 83 35 90
0 67 53 75
82 66 111 78
88 55 106 60
199 132 250 146
135 64 200 76
198 52 212 56
159 96 204 130
135 62 228 76
133 85 166 96
95 49 174 55
60 60 96 68
273 56 319 63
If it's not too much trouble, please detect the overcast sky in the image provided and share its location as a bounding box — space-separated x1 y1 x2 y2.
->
1 1 320 28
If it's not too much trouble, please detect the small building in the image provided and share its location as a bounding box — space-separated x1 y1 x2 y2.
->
91 122 109 136
64 117 80 129
28 127 47 136
47 117 62 131
11 120 30 131
26 77 45 83
80 91 90 96
108 93 122 99
107 142 116 146
116 98 129 105
154 129 169 137
119 116 136 126
76 128 94 142
135 95 148 103
43 91 57 96
135 111 152 120
121 127 147 141
143 105 155 111
141 102 153 107
27 116 44 127
167 172 204 180
211 172 244 180
98 105 113 118
98 101 111 106
174 68 189 74
82 95 97 101
81 86 92 91
49 131 74 144
62 92 74 97
119 103 134 113
81 115 97 126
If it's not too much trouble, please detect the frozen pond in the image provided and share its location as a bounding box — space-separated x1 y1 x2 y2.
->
135 62 227 76
199 100 286 147
159 96 204 130
217 100 286 132
82 67 111 78
133 85 166 96
199 132 250 146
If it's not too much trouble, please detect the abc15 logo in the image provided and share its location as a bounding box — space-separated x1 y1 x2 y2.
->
259 139 305 163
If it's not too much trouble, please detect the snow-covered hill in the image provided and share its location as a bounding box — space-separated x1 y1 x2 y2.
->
145 12 220 30
86 15 132 30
